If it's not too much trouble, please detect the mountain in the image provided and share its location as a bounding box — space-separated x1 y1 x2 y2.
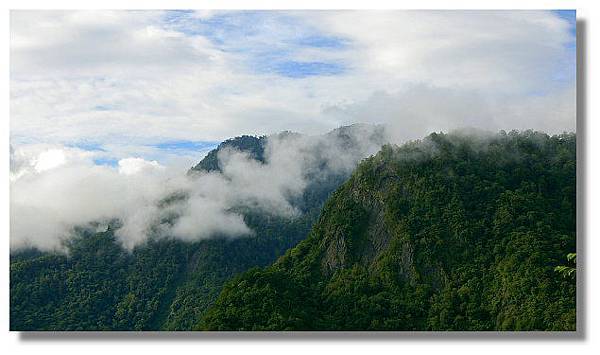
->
10 124 386 331
190 135 268 173
198 130 577 331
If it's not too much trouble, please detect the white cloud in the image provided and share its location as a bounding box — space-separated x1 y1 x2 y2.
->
9 126 385 251
324 84 576 143
306 11 574 93
34 149 67 172
9 146 177 250
118 157 164 175
9 10 576 250
10 11 223 78
10 10 575 160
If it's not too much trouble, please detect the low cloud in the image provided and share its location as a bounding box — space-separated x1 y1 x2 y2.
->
324 84 575 144
10 125 386 251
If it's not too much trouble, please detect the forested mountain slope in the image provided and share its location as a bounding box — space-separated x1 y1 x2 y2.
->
10 124 385 330
199 130 577 331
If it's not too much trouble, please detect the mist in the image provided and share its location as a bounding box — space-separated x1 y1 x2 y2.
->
9 124 387 251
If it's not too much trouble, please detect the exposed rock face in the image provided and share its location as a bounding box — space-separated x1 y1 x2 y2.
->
320 179 393 276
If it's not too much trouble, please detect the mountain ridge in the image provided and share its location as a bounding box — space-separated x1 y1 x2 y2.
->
10 123 387 330
199 130 577 331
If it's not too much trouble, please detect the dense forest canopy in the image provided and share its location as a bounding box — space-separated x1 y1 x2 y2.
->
10 124 385 330
10 129 576 331
199 130 577 331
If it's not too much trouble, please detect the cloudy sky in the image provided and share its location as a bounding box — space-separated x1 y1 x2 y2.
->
10 10 576 170
9 10 577 250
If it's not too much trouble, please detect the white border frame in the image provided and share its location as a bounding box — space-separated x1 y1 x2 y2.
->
2 1 598 354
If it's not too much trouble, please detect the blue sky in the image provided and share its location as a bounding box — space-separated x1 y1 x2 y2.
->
151 140 219 151
162 10 350 78
549 10 576 86
10 10 577 170
553 10 576 37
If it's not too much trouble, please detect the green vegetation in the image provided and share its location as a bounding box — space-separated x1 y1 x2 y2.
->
199 130 576 331
555 253 577 279
10 130 576 331
10 135 346 331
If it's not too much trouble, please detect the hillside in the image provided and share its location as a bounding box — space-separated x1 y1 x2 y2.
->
10 124 386 331
199 130 577 331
